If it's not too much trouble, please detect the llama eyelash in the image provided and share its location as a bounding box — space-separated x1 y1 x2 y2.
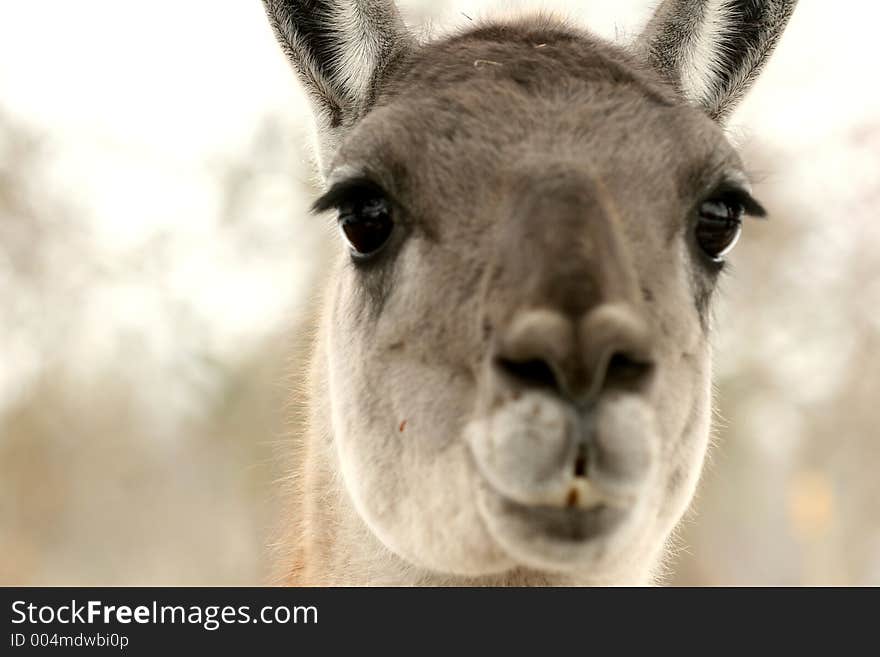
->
311 177 388 214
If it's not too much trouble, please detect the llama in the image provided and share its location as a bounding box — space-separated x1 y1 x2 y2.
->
261 0 798 585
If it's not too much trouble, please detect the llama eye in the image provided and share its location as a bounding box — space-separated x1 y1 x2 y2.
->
695 199 744 261
338 196 394 259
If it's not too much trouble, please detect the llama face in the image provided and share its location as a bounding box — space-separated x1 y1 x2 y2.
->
315 28 763 578
261 0 797 583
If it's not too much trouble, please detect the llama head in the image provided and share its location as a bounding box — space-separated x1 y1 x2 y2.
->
262 0 796 580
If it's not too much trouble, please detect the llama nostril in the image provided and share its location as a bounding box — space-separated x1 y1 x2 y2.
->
580 304 656 397
573 444 588 478
602 351 655 390
495 356 559 391
491 309 574 395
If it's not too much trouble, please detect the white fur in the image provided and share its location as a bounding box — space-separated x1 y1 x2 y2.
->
327 2 382 103
678 0 735 107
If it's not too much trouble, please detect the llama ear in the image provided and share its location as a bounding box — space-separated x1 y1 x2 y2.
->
261 1 413 169
636 0 798 121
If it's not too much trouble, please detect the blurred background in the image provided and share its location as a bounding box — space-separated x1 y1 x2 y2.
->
1 0 877 586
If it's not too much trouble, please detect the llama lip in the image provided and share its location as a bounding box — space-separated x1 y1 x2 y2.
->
562 476 636 510
466 392 649 513
498 496 628 543
476 477 631 547
474 478 634 571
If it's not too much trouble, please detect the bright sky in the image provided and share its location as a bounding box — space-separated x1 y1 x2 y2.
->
0 1 308 248
0 2 300 153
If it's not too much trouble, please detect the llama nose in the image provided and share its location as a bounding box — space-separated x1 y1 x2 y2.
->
493 304 655 401
579 304 656 396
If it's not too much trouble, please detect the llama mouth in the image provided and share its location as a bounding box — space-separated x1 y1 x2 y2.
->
491 491 628 543
474 476 634 570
